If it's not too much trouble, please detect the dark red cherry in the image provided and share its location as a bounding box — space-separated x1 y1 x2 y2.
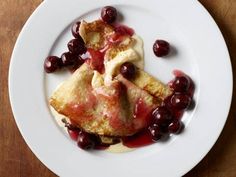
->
149 124 163 141
171 76 190 93
101 6 117 24
68 39 87 55
120 62 136 79
153 40 170 57
152 106 173 127
61 52 78 67
170 93 191 110
168 120 182 134
70 56 84 71
77 131 96 150
44 56 62 73
71 21 84 42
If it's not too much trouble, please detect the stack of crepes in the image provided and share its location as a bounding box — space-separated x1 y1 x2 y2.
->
50 20 172 142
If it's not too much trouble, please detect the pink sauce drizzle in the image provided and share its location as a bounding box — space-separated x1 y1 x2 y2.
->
133 98 153 129
122 129 153 148
113 24 135 36
86 48 105 73
85 24 135 74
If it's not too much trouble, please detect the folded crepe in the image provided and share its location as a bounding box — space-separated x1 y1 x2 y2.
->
50 63 172 136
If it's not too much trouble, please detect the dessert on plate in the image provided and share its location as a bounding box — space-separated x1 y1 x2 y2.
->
44 6 195 151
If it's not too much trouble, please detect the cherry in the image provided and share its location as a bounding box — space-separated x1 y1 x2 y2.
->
153 40 170 57
170 93 191 110
77 131 96 150
152 106 173 127
68 39 87 55
168 119 182 134
71 21 84 42
120 62 136 79
171 76 190 93
149 124 163 141
70 56 84 71
44 56 62 73
101 6 117 24
61 52 78 67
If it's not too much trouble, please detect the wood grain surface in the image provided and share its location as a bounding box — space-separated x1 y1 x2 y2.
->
0 0 235 176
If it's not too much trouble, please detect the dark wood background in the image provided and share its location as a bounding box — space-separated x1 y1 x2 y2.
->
0 0 235 176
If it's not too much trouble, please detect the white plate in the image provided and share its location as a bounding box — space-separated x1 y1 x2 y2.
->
9 0 232 177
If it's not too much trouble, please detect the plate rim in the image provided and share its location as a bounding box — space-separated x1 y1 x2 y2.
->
9 0 233 177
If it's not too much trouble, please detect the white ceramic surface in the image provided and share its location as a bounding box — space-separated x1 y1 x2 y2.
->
9 0 232 177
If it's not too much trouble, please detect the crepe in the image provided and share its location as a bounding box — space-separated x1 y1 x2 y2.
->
50 20 172 137
50 63 172 137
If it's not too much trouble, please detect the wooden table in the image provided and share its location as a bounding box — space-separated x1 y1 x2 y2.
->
0 0 235 176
